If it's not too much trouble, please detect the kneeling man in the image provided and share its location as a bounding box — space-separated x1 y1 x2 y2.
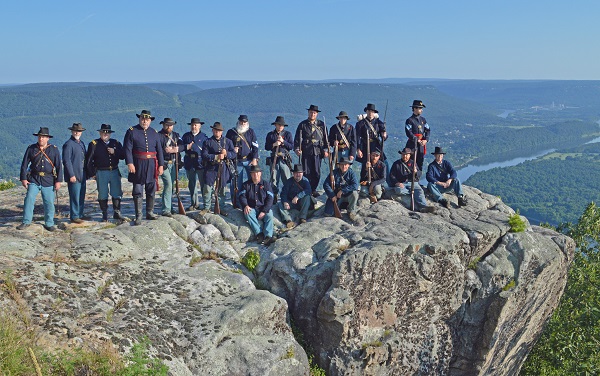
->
278 164 312 228
323 157 359 221
389 148 433 212
238 165 276 245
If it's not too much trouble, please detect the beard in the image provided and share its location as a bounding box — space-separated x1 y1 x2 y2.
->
236 122 250 134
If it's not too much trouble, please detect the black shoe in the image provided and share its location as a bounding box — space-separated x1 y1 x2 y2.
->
187 205 197 211
299 218 307 224
17 223 30 230
419 206 435 213
43 225 58 232
311 191 321 198
255 233 265 244
458 195 468 207
262 236 276 246
162 212 172 217
439 199 449 208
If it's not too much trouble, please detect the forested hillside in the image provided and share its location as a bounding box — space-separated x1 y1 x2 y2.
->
466 142 600 225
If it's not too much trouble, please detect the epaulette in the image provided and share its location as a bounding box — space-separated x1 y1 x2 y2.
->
129 127 134 131
91 140 97 145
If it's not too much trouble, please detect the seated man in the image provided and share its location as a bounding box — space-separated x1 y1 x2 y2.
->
278 164 312 228
359 148 386 201
426 146 467 208
323 157 359 221
238 165 276 245
389 148 434 213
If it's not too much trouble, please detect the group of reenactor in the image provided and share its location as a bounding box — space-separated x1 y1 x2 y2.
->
17 101 468 242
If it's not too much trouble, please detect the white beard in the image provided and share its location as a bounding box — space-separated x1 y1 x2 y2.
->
236 122 250 134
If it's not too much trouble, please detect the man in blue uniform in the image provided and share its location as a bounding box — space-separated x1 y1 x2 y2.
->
201 122 236 212
238 165 275 245
405 100 430 170
323 157 359 221
294 104 329 196
359 148 386 201
124 110 165 225
389 147 434 213
18 127 63 231
426 146 467 208
62 123 87 224
328 111 357 163
356 103 387 165
278 164 312 228
158 118 184 217
226 115 259 207
85 124 126 221
181 118 208 211
265 116 293 198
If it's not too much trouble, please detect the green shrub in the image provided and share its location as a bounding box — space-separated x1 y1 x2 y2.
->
508 211 526 232
241 250 260 272
0 180 16 191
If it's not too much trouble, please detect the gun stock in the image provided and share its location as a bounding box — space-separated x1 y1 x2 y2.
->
366 128 377 203
175 154 186 215
214 161 222 215
410 137 417 211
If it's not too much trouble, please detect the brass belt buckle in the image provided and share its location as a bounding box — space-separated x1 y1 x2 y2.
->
39 172 45 176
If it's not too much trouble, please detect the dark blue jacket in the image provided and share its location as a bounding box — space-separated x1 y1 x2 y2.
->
85 138 124 177
390 159 421 185
265 129 294 157
181 131 208 170
426 159 457 184
123 125 164 184
238 179 274 214
201 136 236 187
328 122 357 159
355 117 386 163
226 128 259 162
158 129 184 166
323 168 358 197
62 136 87 182
20 143 63 187
405 114 430 151
281 176 311 204
294 119 328 157
360 159 386 187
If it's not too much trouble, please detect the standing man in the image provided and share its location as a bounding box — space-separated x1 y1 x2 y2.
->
359 148 386 201
278 164 312 228
17 127 62 231
356 103 387 165
328 111 357 163
426 146 467 208
85 124 126 221
405 100 430 170
158 118 184 217
323 157 359 221
182 118 208 211
265 115 293 198
294 104 329 196
226 115 258 207
201 122 236 212
389 147 434 212
63 123 87 224
238 165 276 245
124 110 164 225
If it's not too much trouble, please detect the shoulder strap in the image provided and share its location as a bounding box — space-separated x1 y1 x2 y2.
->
335 123 351 146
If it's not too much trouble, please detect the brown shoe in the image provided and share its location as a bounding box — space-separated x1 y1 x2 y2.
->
71 218 84 224
286 221 296 229
299 218 307 224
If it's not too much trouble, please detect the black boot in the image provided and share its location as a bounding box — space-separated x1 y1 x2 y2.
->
146 195 158 220
134 197 143 225
99 199 109 221
112 198 126 220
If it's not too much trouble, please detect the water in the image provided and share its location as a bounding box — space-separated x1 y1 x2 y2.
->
458 149 555 182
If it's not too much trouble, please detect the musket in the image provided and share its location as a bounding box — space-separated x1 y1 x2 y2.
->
366 127 377 203
271 140 280 185
175 153 186 215
232 139 241 209
214 160 222 215
323 116 341 219
381 99 388 155
410 137 418 211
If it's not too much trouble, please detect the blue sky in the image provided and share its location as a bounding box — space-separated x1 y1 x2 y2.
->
1 0 597 83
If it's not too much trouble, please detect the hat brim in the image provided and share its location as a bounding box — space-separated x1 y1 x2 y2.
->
97 129 115 133
306 108 321 112
271 122 288 126
187 122 205 125
68 127 86 131
399 150 412 155
364 108 379 113
336 116 349 120
410 105 426 108
210 126 224 131
160 122 177 125
33 133 53 138
137 114 156 121
337 161 353 165
431 152 446 155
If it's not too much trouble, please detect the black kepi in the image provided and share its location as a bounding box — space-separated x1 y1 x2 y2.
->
238 114 249 122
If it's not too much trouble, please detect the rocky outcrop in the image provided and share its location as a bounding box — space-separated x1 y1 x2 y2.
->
256 186 574 375
0 181 573 375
